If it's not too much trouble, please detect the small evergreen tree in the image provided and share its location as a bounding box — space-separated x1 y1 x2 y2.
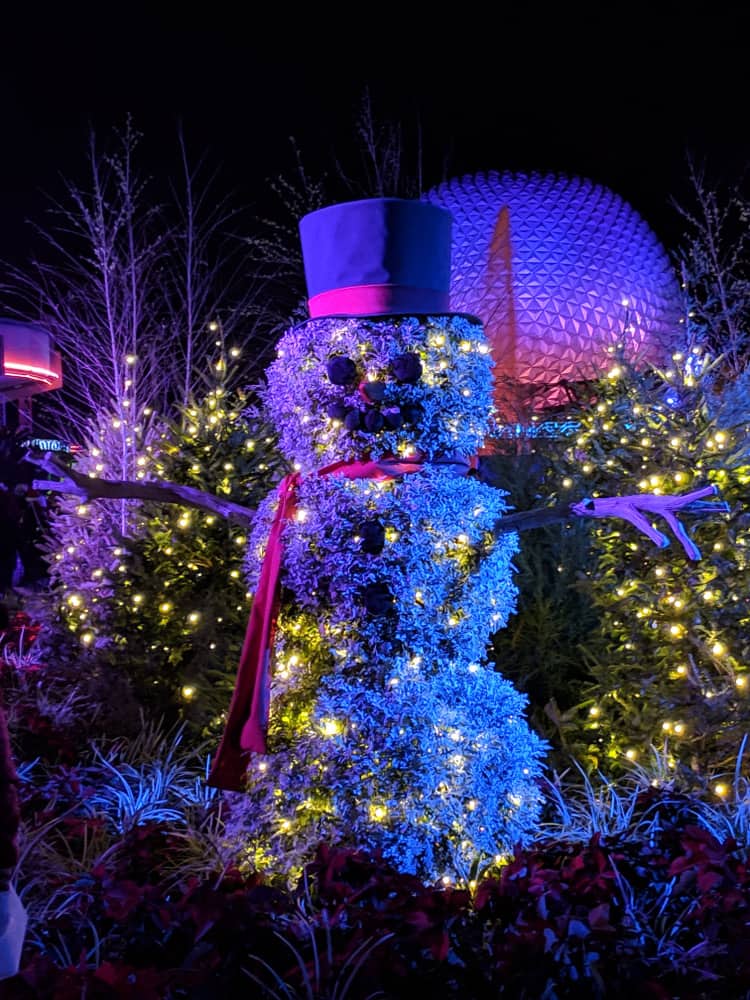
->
44 345 284 735
549 349 750 778
105 348 285 734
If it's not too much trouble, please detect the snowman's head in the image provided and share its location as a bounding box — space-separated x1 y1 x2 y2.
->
264 312 495 473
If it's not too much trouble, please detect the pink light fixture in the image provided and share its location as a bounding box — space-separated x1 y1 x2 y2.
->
0 320 63 400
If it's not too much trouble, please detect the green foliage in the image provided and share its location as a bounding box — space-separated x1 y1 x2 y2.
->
103 352 287 735
482 450 605 745
545 350 750 775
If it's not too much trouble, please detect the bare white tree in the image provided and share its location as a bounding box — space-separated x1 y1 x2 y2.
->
674 158 750 376
0 117 284 612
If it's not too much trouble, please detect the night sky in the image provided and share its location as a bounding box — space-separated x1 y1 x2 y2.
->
1 7 748 270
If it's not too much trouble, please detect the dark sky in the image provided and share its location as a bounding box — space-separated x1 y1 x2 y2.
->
1 6 748 266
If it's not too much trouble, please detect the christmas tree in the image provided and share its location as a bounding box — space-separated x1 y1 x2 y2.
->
549 348 749 778
44 346 283 732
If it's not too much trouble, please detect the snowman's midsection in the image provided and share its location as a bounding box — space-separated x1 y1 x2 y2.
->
276 470 519 673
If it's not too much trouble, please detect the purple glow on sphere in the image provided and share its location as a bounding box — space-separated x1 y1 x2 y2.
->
428 172 682 413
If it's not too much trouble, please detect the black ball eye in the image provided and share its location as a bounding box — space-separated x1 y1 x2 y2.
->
343 409 362 430
326 356 358 386
391 352 422 383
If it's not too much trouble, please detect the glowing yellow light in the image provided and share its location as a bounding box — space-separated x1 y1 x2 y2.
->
625 749 637 760
673 722 685 735
715 431 727 444
459 339 472 352
655 567 666 578
181 685 196 700
321 719 341 737
369 803 388 822
712 641 726 656
562 477 572 488
159 602 172 613
125 354 137 365
676 664 687 676
669 625 683 637
67 594 82 608
132 594 144 605
670 437 681 448
589 706 600 718
81 632 95 646
736 676 748 689
582 463 592 473
702 590 715 602
662 721 672 732
295 509 309 523
714 782 729 798
466 799 478 811
187 612 200 624
234 534 247 546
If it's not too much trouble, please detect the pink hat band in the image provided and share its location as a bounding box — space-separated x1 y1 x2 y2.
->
308 283 451 318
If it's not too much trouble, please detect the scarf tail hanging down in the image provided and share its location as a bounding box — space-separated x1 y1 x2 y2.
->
207 473 299 790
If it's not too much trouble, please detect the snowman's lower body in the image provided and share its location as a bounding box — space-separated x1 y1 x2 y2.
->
229 467 546 882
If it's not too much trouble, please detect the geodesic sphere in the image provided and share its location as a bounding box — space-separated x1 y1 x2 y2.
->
427 172 682 412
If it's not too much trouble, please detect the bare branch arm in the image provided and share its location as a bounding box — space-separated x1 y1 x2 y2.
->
492 503 575 536
28 452 257 528
492 486 730 560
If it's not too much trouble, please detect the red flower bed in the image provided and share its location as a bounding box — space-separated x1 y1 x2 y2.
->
3 805 750 998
